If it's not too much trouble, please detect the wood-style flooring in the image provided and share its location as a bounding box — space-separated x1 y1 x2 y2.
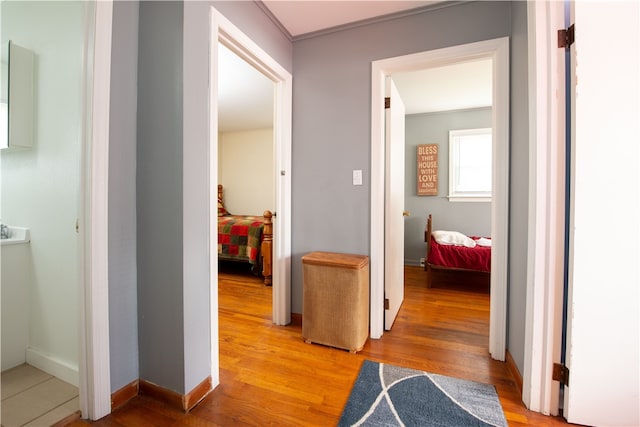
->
69 264 577 426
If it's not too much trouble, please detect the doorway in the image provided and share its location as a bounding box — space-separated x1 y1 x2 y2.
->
209 6 293 386
370 38 510 362
0 0 113 422
386 59 494 331
217 41 275 299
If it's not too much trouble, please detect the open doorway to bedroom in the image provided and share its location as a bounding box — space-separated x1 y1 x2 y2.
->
209 5 293 388
393 59 493 274
216 41 275 321
390 58 495 357
370 37 509 361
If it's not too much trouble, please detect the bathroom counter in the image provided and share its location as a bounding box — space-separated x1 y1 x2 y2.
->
1 226 30 246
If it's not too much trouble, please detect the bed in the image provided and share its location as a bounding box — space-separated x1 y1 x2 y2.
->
424 214 491 290
218 184 273 285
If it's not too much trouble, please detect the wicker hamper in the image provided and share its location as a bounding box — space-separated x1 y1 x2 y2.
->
301 251 369 353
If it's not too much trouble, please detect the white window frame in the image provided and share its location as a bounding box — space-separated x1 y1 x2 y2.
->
448 127 492 202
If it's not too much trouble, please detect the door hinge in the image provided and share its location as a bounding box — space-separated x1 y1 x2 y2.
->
558 24 575 49
552 363 570 386
384 97 390 109
384 298 389 309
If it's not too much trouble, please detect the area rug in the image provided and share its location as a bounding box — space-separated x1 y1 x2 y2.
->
338 360 507 427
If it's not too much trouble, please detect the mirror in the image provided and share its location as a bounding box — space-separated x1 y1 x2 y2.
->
0 40 34 150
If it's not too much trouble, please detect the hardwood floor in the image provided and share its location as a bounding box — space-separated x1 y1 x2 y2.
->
70 265 577 426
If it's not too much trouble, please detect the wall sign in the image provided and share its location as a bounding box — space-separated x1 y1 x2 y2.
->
417 144 438 196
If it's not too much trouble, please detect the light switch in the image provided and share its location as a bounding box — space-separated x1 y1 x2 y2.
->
353 169 363 186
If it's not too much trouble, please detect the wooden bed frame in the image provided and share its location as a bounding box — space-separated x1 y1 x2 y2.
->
424 214 490 291
218 184 273 286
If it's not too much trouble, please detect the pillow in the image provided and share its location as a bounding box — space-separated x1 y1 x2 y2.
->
432 230 477 248
475 237 492 247
218 198 229 217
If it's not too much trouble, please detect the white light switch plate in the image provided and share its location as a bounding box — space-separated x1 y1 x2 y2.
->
353 169 363 186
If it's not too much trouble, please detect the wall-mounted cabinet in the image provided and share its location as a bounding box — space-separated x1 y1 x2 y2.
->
1 41 34 150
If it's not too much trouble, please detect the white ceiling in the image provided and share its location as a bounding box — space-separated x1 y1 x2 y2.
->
261 1 441 37
218 1 491 132
392 59 492 115
218 43 274 132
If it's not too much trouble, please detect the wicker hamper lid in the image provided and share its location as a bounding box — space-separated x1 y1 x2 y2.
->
301 251 369 269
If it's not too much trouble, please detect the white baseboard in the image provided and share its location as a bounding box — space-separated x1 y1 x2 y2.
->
26 347 79 387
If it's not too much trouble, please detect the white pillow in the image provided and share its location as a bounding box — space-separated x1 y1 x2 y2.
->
432 230 477 248
476 237 492 247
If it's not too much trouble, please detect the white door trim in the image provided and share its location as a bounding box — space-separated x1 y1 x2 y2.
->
209 6 293 386
79 0 112 420
522 0 565 415
370 38 510 363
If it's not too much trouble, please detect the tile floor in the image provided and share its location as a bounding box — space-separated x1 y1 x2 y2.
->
1 364 78 427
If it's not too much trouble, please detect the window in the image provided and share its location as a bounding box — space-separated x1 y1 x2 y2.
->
448 128 492 201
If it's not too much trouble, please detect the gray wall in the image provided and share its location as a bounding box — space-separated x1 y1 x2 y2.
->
136 1 185 393
404 108 492 266
211 1 292 71
292 0 531 374
507 0 529 375
108 0 531 393
108 0 293 395
109 0 139 392
180 0 292 393
181 1 212 395
291 1 513 314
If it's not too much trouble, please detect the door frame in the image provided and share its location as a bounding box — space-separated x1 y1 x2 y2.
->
369 37 510 362
208 6 293 384
79 0 112 420
527 2 640 423
522 0 566 415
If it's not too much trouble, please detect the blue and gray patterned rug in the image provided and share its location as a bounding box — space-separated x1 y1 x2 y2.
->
338 360 508 427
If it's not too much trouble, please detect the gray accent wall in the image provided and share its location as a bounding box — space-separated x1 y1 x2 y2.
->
292 0 531 374
136 1 185 393
404 108 492 266
211 1 293 71
180 0 293 393
108 0 532 395
109 0 140 393
291 1 513 314
508 0 530 376
109 0 293 395
181 1 212 395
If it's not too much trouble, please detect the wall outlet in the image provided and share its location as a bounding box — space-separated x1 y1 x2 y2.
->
419 257 425 267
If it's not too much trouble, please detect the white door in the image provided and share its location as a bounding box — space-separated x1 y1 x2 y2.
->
384 77 405 330
563 2 640 426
